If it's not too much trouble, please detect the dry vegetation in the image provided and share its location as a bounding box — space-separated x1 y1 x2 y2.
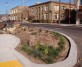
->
8 25 69 64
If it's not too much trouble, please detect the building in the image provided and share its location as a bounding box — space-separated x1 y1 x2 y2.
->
76 0 82 24
29 1 76 23
0 14 10 22
10 6 29 22
0 14 6 22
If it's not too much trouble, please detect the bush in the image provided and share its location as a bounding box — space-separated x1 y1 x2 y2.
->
58 35 65 50
50 31 60 37
43 56 54 64
21 44 28 51
21 44 32 54
31 32 37 35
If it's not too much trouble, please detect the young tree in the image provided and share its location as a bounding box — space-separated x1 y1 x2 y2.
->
22 7 29 21
28 8 36 21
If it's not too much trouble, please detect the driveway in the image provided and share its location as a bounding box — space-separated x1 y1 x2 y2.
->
21 23 82 67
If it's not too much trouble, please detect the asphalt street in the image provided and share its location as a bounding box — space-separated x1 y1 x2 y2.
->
21 23 82 67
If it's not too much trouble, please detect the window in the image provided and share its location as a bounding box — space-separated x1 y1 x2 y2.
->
36 7 38 13
11 10 13 14
44 14 46 20
54 13 58 20
61 15 65 20
71 7 74 10
38 7 40 14
61 6 66 10
44 6 48 11
15 9 18 13
40 6 42 12
54 6 59 11
14 10 15 13
44 14 48 20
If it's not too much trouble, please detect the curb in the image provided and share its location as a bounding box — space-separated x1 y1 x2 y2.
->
13 28 77 67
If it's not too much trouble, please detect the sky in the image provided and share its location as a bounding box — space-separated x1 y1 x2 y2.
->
0 0 74 14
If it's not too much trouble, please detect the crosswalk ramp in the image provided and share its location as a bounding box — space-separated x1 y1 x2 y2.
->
0 60 22 67
0 49 22 67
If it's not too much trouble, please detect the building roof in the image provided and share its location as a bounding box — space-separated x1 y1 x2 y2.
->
11 6 28 10
29 1 76 7
11 6 21 10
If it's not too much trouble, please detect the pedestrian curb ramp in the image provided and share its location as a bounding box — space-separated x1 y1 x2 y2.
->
0 60 22 67
0 34 22 67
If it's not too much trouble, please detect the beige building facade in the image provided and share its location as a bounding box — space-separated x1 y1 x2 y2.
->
29 1 76 23
10 6 29 22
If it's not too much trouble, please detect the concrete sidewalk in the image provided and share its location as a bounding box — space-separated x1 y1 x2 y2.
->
0 49 16 62
0 34 20 49
0 34 22 67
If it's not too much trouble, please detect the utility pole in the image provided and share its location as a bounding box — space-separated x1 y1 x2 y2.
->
76 0 80 25
4 2 8 21
4 2 8 32
22 0 24 6
59 0 61 24
22 0 25 22
69 0 71 24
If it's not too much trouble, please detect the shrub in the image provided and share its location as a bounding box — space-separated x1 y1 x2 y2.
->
30 49 42 58
21 44 28 51
31 32 37 35
48 46 58 57
50 31 60 37
58 35 65 50
43 56 54 64
21 44 32 54
34 43 44 50
32 20 37 23
38 29 42 32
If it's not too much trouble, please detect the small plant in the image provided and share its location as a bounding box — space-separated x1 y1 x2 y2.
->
45 30 49 33
23 28 26 31
22 44 28 51
50 31 60 37
58 35 65 50
31 32 37 35
43 56 54 64
21 44 32 54
38 29 42 32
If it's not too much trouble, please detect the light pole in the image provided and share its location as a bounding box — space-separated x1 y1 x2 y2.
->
59 0 61 24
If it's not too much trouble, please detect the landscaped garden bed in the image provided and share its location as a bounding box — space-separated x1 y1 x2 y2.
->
9 25 69 64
